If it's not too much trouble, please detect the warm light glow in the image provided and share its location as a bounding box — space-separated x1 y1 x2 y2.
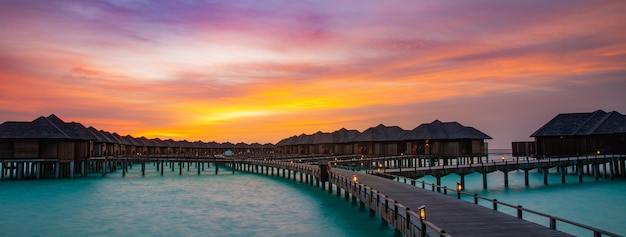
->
352 175 358 183
457 183 463 192
0 2 624 148
419 205 426 220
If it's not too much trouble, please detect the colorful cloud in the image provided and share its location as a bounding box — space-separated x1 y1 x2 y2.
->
1 0 625 148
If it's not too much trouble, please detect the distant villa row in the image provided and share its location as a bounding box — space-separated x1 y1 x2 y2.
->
0 114 274 161
0 110 625 163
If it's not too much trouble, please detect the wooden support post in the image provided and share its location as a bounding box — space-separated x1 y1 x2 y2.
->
543 168 549 185
524 169 530 186
561 166 566 184
482 172 488 189
36 162 41 179
610 159 616 179
577 164 583 183
122 160 126 177
436 176 441 193
161 161 164 176
594 164 600 181
142 162 146 176
101 160 107 177
197 161 201 175
215 163 219 174
179 162 182 175
504 170 509 187
81 161 86 176
17 162 23 180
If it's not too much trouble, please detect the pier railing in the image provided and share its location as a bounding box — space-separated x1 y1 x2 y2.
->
375 172 622 237
331 172 451 237
241 160 451 237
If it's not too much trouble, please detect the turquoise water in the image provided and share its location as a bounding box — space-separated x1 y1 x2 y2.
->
413 152 626 237
0 164 398 237
1 156 624 237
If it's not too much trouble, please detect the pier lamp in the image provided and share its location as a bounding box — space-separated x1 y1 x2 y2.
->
596 150 601 155
456 183 463 199
290 160 293 164
418 205 427 237
501 156 505 162
352 175 358 183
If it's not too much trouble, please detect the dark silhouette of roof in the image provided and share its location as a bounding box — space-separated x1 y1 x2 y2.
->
331 128 360 143
0 114 96 140
402 120 492 140
353 124 408 142
311 131 333 144
531 110 626 137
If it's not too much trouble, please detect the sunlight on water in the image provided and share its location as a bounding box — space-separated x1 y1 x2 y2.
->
0 164 398 237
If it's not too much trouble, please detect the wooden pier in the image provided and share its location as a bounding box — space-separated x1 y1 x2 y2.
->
229 159 618 237
0 155 236 179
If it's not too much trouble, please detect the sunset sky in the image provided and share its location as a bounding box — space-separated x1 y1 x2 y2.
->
1 1 625 148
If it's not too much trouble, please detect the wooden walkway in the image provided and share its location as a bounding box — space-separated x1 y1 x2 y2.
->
234 160 574 236
330 168 573 237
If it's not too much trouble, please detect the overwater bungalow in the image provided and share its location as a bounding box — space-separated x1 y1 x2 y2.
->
0 115 96 178
530 110 626 158
353 124 408 156
331 128 361 155
401 120 491 163
0 114 95 161
310 131 333 154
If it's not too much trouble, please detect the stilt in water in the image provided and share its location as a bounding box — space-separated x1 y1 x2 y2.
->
160 160 164 176
524 169 529 186
577 164 583 183
482 172 488 189
504 170 509 187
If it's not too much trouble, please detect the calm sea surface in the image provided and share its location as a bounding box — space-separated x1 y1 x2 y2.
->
1 151 624 237
0 165 398 237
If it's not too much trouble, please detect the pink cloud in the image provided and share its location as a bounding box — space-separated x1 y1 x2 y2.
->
1 1 625 146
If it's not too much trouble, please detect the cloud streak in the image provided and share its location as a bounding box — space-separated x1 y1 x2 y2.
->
1 0 625 148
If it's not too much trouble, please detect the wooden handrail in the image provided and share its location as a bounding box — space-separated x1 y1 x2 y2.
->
377 172 623 237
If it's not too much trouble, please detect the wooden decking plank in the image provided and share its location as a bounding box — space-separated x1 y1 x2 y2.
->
332 168 573 237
